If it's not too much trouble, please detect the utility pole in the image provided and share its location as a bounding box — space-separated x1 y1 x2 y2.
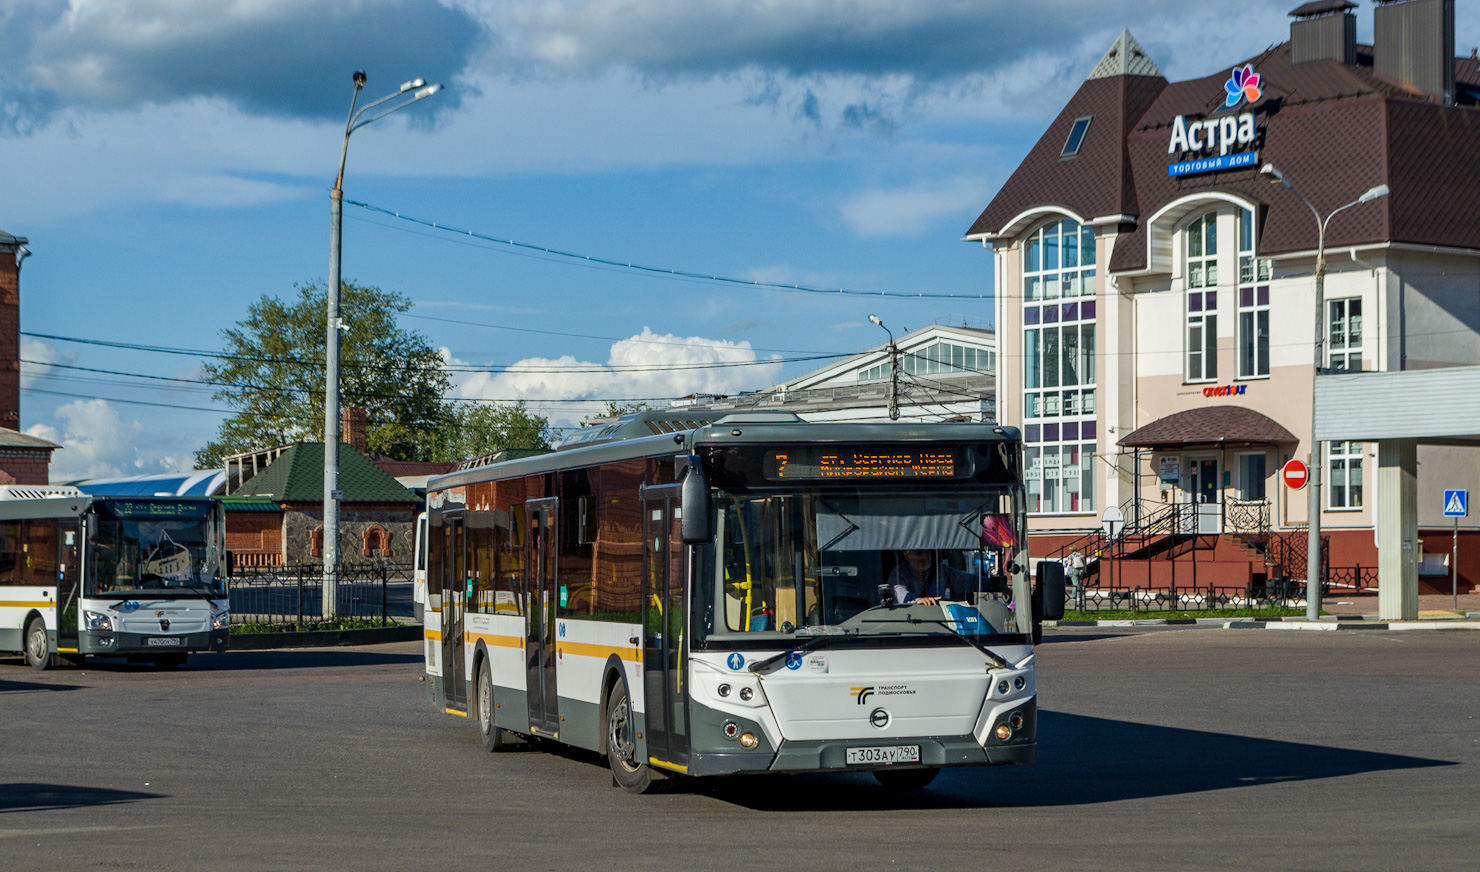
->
869 314 900 420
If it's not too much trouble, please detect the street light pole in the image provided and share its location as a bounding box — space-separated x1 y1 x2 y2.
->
323 71 442 618
1260 164 1389 621
869 314 899 420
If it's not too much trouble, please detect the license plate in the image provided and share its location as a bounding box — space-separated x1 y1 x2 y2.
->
146 637 183 647
846 745 920 766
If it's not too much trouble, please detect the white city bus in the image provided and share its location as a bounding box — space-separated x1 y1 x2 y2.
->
423 412 1063 792
0 487 229 670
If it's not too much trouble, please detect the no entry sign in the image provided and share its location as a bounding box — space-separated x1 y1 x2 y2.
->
1281 459 1309 490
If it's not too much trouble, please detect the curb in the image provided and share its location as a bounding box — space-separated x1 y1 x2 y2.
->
1047 617 1480 632
229 624 423 650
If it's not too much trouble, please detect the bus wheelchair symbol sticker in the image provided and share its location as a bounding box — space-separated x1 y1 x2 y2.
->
727 653 745 671
785 652 803 670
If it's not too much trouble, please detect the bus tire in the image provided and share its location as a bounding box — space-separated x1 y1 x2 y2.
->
24 617 53 671
605 682 652 793
476 660 508 752
873 767 939 790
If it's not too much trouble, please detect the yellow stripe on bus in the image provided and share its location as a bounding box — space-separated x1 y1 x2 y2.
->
557 641 640 662
58 647 79 653
445 708 468 717
648 757 689 774
466 631 523 649
425 630 442 641
0 600 55 609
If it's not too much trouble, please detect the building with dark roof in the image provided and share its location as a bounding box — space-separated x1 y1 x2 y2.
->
964 1 1479 593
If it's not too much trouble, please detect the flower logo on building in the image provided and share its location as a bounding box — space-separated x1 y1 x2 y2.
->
1224 64 1262 108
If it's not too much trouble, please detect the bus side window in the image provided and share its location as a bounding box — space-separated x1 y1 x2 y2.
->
0 520 20 583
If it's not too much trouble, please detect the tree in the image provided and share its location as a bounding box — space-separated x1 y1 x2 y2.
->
194 281 451 468
438 400 556 462
581 401 650 426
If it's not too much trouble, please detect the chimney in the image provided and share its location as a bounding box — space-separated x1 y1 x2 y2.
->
1290 2 1358 65
340 406 368 453
1374 0 1456 104
0 230 27 432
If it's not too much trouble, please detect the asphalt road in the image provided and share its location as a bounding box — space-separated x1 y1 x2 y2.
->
2 626 1477 871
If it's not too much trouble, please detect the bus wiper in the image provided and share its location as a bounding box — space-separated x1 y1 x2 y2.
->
748 626 853 674
861 614 1013 670
817 500 859 552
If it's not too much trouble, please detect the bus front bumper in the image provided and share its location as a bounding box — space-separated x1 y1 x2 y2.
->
80 629 229 656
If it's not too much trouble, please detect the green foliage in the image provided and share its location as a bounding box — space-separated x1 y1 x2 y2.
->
581 400 650 426
194 280 451 467
437 400 556 462
230 617 392 634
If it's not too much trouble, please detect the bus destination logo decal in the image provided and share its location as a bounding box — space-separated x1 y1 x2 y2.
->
853 685 914 704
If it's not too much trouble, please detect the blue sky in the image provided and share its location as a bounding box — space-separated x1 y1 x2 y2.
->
5 0 1478 479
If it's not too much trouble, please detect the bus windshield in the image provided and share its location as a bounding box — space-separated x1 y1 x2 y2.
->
709 489 1029 641
86 499 226 597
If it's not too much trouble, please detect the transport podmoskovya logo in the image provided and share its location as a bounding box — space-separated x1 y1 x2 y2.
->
1225 65 1261 108
727 653 745 670
851 686 875 705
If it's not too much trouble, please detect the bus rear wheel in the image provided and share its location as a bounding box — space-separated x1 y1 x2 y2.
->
873 767 939 790
24 618 54 671
477 661 509 752
605 683 653 793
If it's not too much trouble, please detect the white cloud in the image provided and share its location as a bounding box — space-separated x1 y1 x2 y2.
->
25 398 144 480
447 328 785 428
19 336 76 389
840 175 992 238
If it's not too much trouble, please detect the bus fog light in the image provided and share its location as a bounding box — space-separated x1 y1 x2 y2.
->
1009 711 1025 730
738 686 754 701
995 724 1013 741
718 683 732 697
739 732 758 748
997 680 1009 695
1014 676 1026 690
723 722 739 739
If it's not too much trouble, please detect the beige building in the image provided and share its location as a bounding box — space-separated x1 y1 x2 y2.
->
965 4 1480 593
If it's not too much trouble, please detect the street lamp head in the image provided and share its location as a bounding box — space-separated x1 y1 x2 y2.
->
399 78 425 93
1359 183 1391 203
1258 162 1285 184
413 83 442 100
352 70 367 89
868 314 884 327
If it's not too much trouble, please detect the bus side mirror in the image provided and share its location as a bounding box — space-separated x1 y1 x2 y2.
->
1035 560 1066 622
680 457 711 545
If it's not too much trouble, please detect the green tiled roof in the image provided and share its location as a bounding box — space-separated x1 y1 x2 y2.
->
233 442 417 504
220 496 281 512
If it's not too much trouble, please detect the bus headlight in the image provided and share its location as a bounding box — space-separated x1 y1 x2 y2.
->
83 610 113 631
212 613 229 630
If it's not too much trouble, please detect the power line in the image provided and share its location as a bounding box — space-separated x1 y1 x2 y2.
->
348 199 988 301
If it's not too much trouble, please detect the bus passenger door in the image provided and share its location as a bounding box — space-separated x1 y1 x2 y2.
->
441 513 466 712
525 499 560 736
642 487 689 770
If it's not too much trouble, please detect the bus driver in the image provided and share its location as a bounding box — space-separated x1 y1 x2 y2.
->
887 549 1001 605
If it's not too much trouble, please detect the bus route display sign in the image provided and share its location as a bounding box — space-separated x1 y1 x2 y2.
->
763 447 965 480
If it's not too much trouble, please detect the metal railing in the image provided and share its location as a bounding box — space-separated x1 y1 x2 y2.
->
1064 581 1307 615
228 563 412 628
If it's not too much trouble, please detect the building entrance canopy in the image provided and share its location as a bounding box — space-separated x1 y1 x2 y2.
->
1119 406 1297 449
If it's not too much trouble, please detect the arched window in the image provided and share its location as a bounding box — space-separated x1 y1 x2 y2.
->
362 525 391 558
1021 218 1097 515
1184 211 1220 382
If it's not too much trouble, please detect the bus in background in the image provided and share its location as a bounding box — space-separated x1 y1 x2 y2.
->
424 411 1063 792
0 486 229 670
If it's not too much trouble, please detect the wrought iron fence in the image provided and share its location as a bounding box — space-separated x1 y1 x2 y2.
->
1326 564 1379 592
228 564 413 628
1063 581 1305 615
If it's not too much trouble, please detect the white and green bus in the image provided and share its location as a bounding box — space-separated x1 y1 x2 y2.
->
0 487 229 670
424 412 1063 792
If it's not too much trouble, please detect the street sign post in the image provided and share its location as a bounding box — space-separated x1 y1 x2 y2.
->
1281 459 1309 490
1444 489 1468 611
1101 506 1125 594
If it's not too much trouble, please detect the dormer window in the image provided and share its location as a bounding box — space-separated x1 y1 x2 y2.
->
1061 116 1093 158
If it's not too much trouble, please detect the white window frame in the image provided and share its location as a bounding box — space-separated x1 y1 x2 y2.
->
1327 441 1364 510
1185 211 1218 290
1327 298 1363 373
1236 207 1271 379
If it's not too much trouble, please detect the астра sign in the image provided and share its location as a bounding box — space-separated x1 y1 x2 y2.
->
1167 65 1262 177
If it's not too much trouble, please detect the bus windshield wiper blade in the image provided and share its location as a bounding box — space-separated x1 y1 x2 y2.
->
861 615 1012 669
748 630 850 673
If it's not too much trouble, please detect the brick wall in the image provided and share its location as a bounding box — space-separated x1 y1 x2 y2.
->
0 449 52 485
0 247 20 431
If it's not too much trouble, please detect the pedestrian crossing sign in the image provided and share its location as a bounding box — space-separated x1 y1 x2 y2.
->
1443 489 1468 518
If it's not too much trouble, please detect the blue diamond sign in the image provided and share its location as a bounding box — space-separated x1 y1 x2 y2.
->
1443 489 1468 518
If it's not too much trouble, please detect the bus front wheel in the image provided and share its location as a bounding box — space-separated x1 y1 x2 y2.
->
605 683 653 793
24 618 53 671
477 661 509 752
873 767 939 790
